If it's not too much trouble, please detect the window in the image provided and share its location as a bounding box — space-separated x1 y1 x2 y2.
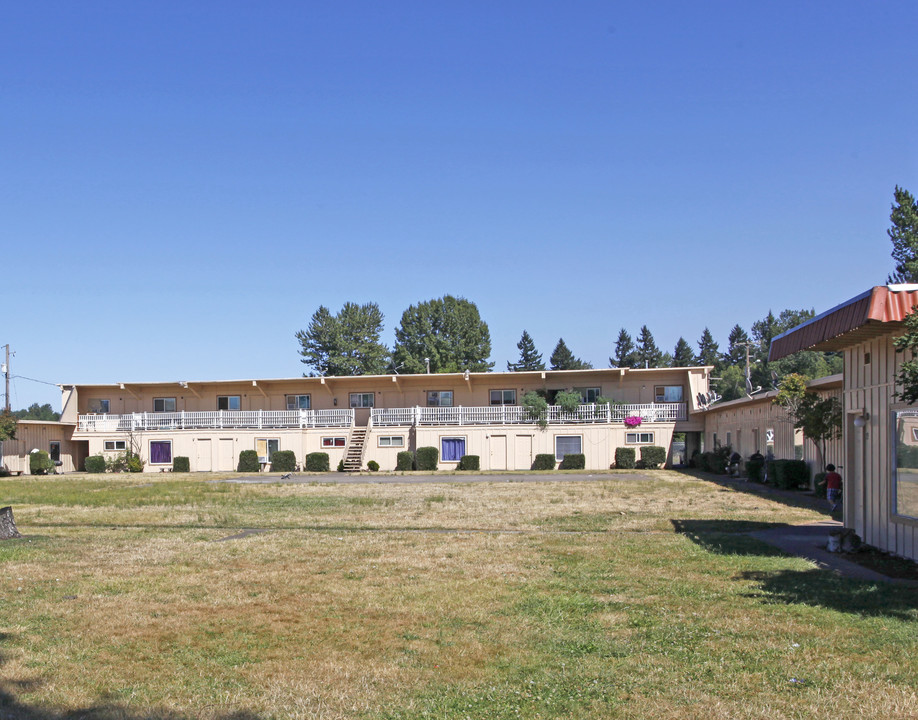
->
88 399 110 414
626 432 655 444
49 441 61 463
104 440 126 451
322 437 347 448
217 396 241 411
150 440 172 464
153 397 176 413
576 387 601 403
654 386 683 402
256 438 280 462
490 389 516 406
286 394 311 410
441 437 466 462
378 436 405 447
555 435 582 461
350 393 374 408
427 391 453 407
894 411 918 519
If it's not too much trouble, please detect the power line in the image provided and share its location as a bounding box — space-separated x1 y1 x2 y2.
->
10 374 60 388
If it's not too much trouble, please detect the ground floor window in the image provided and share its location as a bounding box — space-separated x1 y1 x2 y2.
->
218 396 241 411
626 432 655 444
49 441 61 463
894 410 918 519
104 440 127 451
378 436 404 447
555 435 582 461
322 437 347 448
350 393 374 408
441 437 466 462
286 394 311 410
256 438 280 462
150 440 172 464
154 397 176 413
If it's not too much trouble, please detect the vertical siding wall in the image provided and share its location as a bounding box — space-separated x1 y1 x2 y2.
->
0 422 79 474
845 335 918 560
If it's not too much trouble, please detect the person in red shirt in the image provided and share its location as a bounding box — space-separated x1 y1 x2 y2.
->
819 464 843 512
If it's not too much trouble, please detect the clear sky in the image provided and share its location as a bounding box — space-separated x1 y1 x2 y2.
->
2 1 916 411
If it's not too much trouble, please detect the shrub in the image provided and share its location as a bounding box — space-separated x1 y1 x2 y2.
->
85 455 106 473
559 453 585 470
555 390 582 415
125 453 144 473
767 459 809 489
521 391 548 429
813 471 826 491
746 457 765 482
238 450 260 473
271 450 297 472
415 446 439 471
30 450 53 475
367 460 380 472
531 454 556 471
337 459 345 472
305 452 330 472
106 453 127 473
173 456 191 473
457 454 480 471
396 451 415 471
615 447 636 469
640 445 667 469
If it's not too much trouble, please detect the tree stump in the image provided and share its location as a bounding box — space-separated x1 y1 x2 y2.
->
0 506 21 539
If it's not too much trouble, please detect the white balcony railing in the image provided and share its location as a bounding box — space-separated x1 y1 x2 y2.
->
77 409 354 433
371 402 687 427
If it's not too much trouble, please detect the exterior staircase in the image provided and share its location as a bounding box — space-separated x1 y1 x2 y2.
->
342 428 368 471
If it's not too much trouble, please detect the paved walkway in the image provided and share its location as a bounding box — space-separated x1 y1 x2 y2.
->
212 471 657 485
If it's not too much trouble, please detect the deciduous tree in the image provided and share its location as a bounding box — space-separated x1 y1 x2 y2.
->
0 412 16 442
13 403 60 421
774 373 842 469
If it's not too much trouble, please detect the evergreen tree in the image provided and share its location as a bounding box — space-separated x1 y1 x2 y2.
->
888 186 918 283
695 327 720 368
550 338 592 370
296 302 390 376
611 328 637 368
722 324 751 367
671 337 695 367
634 326 663 368
507 330 545 371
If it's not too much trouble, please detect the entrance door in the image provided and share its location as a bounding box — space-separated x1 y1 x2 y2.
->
490 435 507 471
514 435 533 470
218 438 235 472
196 439 212 472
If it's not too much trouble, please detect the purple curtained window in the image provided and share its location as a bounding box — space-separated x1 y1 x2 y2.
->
441 438 465 462
150 441 172 464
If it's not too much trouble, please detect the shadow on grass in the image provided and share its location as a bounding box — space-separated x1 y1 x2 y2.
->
671 518 792 557
675 468 828 514
0 641 262 720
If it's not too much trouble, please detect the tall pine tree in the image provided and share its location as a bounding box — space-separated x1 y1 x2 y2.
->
550 338 592 370
672 337 695 367
634 326 663 368
507 330 545 371
722 324 751 367
696 328 720 369
611 328 637 368
888 186 918 283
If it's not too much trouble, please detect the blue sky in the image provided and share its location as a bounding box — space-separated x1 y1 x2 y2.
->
2 1 916 410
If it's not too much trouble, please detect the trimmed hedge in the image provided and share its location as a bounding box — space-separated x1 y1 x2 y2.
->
458 454 480 471
746 457 765 482
305 452 330 472
559 453 585 470
416 446 439 471
367 460 380 472
173 456 191 473
396 451 415 471
531 454 556 471
698 449 729 474
30 450 53 475
271 450 297 472
766 459 809 489
639 445 666 469
85 455 106 473
615 447 636 469
238 450 260 473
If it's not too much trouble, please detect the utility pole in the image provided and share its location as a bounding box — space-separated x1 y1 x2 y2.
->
1 344 9 413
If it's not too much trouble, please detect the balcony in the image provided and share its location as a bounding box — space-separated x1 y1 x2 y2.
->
76 409 354 433
371 403 687 427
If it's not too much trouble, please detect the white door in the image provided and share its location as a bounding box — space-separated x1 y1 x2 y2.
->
196 439 212 472
514 435 533 470
490 435 507 471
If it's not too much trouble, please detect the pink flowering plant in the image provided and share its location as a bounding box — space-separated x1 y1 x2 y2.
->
624 415 643 428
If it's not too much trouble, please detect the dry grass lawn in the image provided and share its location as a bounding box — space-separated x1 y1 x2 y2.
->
1 470 916 719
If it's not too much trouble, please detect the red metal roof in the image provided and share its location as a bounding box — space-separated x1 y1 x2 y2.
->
769 285 918 360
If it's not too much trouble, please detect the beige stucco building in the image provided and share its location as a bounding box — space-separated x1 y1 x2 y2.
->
46 366 710 473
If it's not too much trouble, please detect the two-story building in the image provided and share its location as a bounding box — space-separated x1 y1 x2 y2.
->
57 366 710 472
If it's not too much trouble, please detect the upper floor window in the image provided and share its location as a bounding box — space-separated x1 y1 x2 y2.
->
286 394 311 410
87 399 110 414
490 389 516 406
427 391 453 407
217 395 241 411
350 393 374 408
654 386 683 402
153 397 176 413
576 387 601 403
